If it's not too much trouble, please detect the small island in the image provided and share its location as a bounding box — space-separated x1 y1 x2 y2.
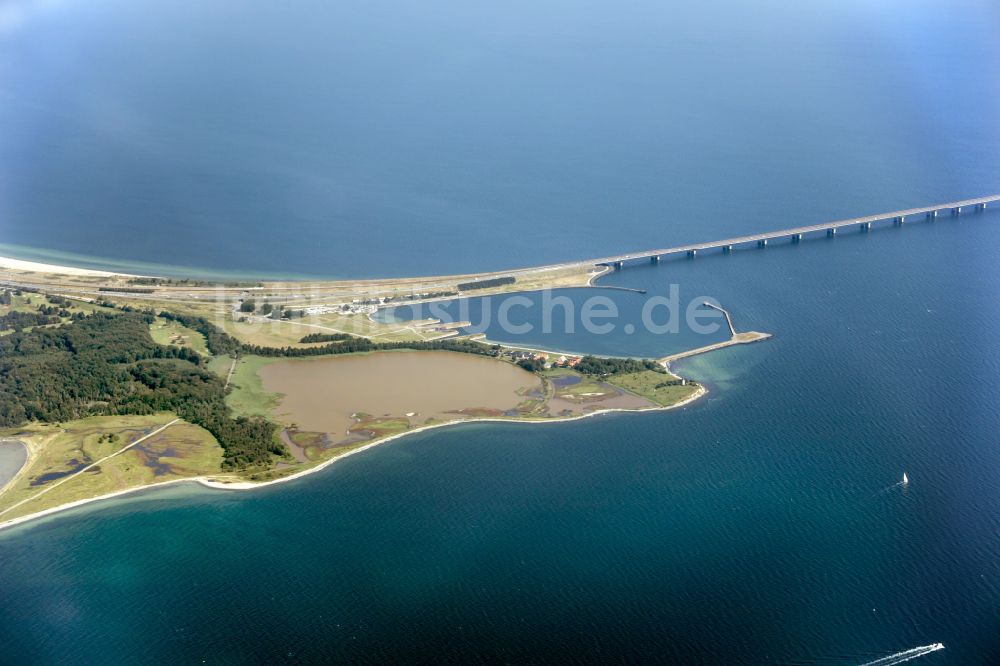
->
0 259 769 530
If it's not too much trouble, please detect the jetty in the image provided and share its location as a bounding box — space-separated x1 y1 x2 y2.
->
659 302 770 366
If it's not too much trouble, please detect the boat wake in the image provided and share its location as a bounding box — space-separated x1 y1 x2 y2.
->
872 473 910 498
859 643 944 666
873 481 904 496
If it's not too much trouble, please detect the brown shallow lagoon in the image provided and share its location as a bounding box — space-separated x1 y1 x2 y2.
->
259 351 543 436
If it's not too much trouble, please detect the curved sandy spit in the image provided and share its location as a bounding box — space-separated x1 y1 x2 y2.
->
0 385 706 534
0 255 133 277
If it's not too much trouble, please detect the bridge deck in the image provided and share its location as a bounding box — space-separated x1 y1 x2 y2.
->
585 194 1000 267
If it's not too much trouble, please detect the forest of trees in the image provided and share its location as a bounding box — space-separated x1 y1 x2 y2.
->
0 312 282 470
128 277 263 288
299 332 353 343
573 356 663 377
383 290 457 303
0 294 78 331
0 293 672 470
457 276 515 291
98 287 155 294
0 310 63 331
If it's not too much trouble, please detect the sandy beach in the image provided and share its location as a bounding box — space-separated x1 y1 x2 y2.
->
0 255 130 278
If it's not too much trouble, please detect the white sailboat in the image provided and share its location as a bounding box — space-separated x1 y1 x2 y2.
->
902 472 909 485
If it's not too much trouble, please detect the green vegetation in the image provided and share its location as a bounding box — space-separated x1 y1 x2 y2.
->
239 299 256 313
0 291 705 496
288 430 327 448
541 367 608 398
127 277 263 288
0 289 84 333
0 309 64 331
159 310 504 359
516 357 545 372
349 416 411 438
383 290 457 302
457 276 515 291
0 311 283 469
542 364 698 407
149 317 210 356
603 370 699 407
98 286 154 294
0 414 223 521
299 332 353 343
221 356 282 419
574 355 663 377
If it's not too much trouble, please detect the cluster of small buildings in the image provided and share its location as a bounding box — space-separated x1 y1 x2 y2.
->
342 301 378 315
503 349 581 369
301 301 378 316
302 305 343 316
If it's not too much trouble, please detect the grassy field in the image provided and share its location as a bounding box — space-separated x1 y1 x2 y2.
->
0 414 223 522
1 292 44 315
220 355 283 419
223 310 436 347
0 291 117 336
349 416 411 438
541 366 700 407
541 367 610 398
603 370 700 406
149 317 210 355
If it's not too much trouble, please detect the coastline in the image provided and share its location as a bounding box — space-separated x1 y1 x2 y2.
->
0 239 734 534
0 255 132 278
0 384 706 534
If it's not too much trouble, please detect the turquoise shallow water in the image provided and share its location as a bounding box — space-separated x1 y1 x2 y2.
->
2 212 1000 663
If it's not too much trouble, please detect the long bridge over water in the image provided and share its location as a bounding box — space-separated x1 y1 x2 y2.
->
584 194 999 270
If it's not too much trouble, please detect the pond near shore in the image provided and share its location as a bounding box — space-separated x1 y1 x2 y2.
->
259 351 542 436
0 441 28 491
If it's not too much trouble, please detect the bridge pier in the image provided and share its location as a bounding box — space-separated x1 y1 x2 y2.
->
586 196 997 272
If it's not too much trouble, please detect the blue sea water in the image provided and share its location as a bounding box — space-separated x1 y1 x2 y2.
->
376 286 734 357
2 0 1000 663
0 0 998 278
2 215 1000 663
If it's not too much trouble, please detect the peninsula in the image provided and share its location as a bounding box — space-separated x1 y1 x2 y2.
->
9 193 987 530
0 272 756 531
